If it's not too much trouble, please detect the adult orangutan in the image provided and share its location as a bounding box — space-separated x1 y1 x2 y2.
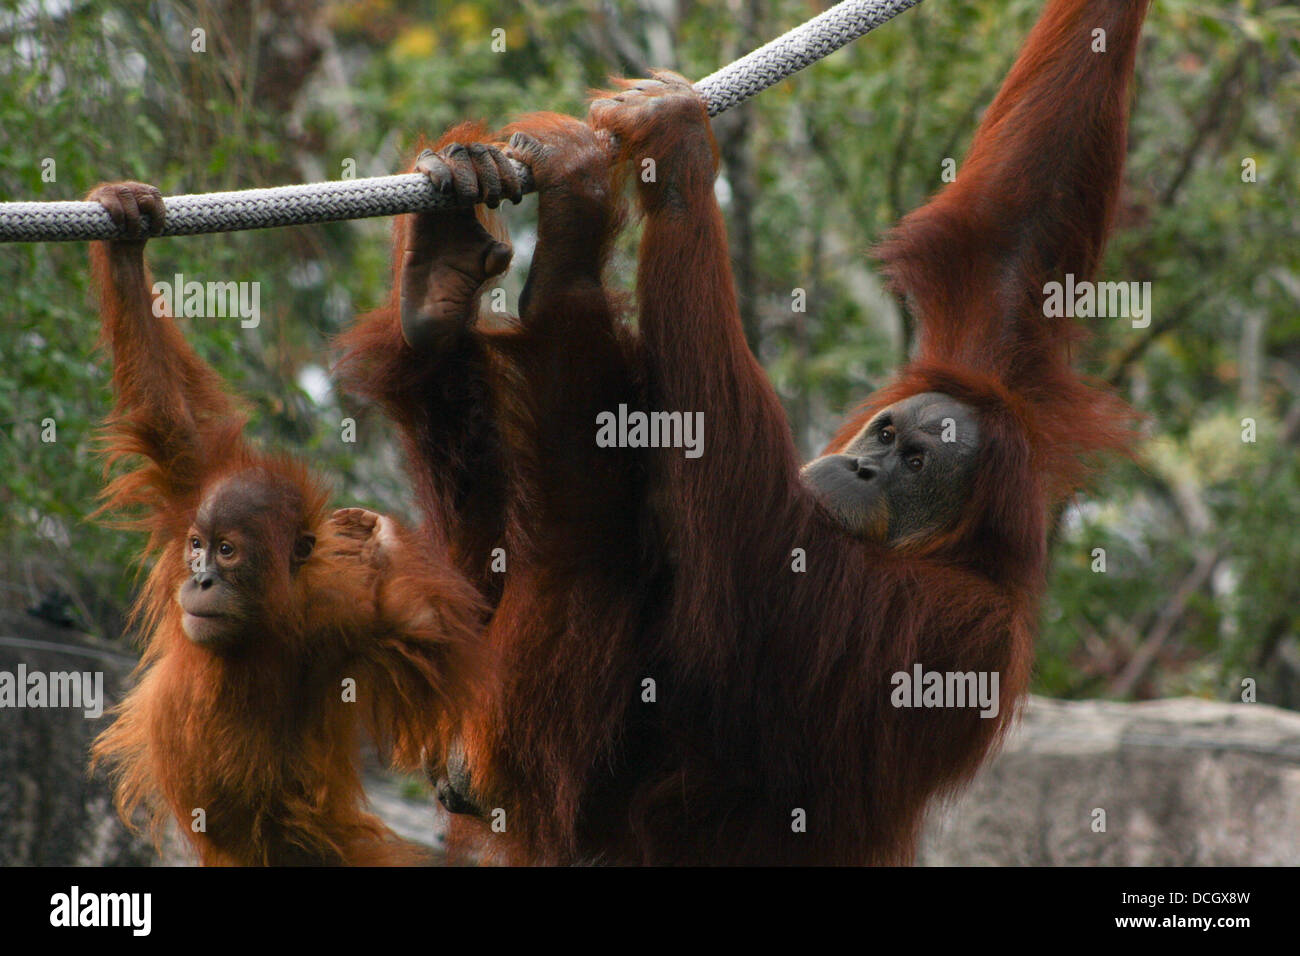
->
86 182 485 865
340 0 1147 864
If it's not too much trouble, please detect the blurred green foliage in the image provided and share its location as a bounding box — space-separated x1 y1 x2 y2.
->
1 0 1297 704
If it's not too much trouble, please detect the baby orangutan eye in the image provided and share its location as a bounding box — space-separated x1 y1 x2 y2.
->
880 426 895 444
218 541 235 557
906 455 924 472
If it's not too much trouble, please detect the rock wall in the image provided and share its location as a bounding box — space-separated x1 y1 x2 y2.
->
919 696 1300 865
0 609 157 865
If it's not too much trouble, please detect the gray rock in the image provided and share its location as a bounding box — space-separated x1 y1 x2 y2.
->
919 696 1300 865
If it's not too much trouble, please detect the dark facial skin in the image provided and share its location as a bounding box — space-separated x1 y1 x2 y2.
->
800 392 980 545
178 472 314 650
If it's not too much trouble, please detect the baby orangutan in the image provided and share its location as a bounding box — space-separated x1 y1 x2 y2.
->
87 181 485 866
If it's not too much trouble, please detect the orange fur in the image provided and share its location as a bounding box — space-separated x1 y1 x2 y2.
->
87 208 486 866
339 0 1149 865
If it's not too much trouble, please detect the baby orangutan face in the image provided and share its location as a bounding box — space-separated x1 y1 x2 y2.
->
178 471 315 650
800 392 980 546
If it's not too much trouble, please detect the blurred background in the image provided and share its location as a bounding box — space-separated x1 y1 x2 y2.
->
1 0 1298 864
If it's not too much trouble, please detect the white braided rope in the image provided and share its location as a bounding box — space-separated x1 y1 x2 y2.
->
0 0 923 243
0 174 482 242
695 0 923 115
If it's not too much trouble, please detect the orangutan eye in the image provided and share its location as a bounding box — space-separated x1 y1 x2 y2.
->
879 426 895 445
906 454 924 472
218 541 235 557
190 536 202 551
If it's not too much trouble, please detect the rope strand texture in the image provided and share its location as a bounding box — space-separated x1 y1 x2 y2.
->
0 0 923 242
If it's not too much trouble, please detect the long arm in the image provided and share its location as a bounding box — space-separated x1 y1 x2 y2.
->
335 125 517 582
459 116 652 860
324 508 487 778
876 0 1152 384
339 117 641 571
88 182 243 514
588 76 805 591
490 114 643 562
